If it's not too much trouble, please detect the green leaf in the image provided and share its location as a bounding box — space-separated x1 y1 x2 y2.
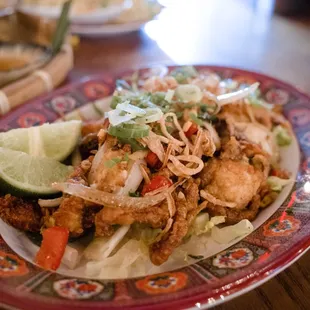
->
129 191 140 197
189 113 204 126
51 0 72 56
104 157 122 168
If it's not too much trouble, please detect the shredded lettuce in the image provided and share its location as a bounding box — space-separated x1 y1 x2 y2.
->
267 176 293 192
273 125 292 146
189 213 226 236
211 219 254 244
83 225 130 261
85 239 151 278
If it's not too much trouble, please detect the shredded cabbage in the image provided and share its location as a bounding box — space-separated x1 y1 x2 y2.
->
267 176 293 192
189 213 226 236
84 225 130 261
211 219 254 244
273 125 292 146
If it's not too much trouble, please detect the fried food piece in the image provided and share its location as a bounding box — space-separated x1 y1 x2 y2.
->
95 201 170 237
44 158 100 237
45 196 85 237
0 195 42 232
199 138 267 210
150 180 199 266
205 194 261 225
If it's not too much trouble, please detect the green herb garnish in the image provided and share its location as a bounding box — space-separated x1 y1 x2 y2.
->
129 191 140 197
189 113 204 126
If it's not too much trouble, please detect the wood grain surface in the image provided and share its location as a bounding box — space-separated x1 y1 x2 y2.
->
1 0 310 309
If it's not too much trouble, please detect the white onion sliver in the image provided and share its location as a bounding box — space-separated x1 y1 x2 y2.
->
62 245 81 269
52 182 170 209
117 160 145 196
38 197 63 208
200 190 237 208
84 225 130 261
217 82 260 106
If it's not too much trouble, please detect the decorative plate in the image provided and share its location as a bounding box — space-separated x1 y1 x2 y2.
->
17 0 130 25
71 20 148 38
0 66 309 310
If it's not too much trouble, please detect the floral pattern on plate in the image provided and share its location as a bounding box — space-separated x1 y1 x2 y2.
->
135 272 188 295
0 251 29 277
53 279 104 300
263 215 301 237
212 248 254 269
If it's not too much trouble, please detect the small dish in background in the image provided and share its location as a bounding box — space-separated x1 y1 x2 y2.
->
0 42 51 87
17 0 131 25
71 0 162 37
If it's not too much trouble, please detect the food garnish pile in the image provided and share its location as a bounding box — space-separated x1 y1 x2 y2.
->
0 66 293 275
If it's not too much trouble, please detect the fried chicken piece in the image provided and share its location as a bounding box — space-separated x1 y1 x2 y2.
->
0 195 42 232
45 196 85 237
150 180 199 266
205 194 261 225
95 200 170 237
44 158 100 237
199 137 267 210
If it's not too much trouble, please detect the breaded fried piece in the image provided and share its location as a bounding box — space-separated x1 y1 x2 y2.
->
0 195 42 232
45 196 85 237
199 137 267 210
44 158 100 237
205 194 261 225
150 180 199 266
95 201 170 237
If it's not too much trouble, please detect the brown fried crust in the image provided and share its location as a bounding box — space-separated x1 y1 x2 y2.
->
149 180 199 266
0 195 42 232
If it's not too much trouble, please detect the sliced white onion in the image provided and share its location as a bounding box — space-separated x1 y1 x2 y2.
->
62 245 82 269
165 89 175 103
52 182 172 209
84 225 130 261
200 190 237 208
217 82 260 106
38 197 63 208
106 109 135 126
116 101 146 116
117 159 145 195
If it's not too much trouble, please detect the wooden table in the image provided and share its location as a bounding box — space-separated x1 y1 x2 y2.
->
1 0 310 309
71 1 310 309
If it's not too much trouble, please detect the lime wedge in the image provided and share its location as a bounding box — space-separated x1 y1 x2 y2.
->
0 147 74 197
0 120 82 161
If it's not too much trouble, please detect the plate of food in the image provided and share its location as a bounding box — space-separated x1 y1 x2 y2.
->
18 0 131 25
71 0 162 37
0 65 309 309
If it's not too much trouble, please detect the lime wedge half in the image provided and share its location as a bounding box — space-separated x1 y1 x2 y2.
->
0 120 82 161
0 147 74 197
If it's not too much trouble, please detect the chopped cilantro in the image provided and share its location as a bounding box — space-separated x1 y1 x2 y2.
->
104 157 122 168
189 113 204 126
129 191 140 197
